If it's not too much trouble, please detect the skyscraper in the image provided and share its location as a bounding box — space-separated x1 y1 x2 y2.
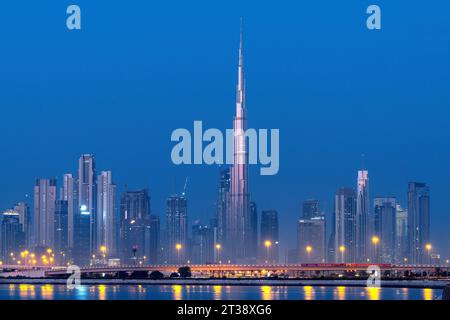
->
302 200 321 219
97 171 116 256
395 204 408 263
12 202 30 247
147 215 160 264
190 221 214 264
33 178 57 250
260 210 279 263
0 211 25 262
120 189 152 263
75 154 96 264
297 216 326 263
216 168 230 247
373 197 397 263
228 29 251 263
407 182 430 264
334 188 357 263
166 195 188 263
356 170 369 262
61 173 78 251
54 200 69 263
248 201 258 262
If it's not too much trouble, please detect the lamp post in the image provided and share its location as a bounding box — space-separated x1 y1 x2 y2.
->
306 246 313 263
339 246 346 263
215 244 222 264
425 244 432 265
100 246 107 265
176 244 183 265
264 241 272 264
372 236 380 264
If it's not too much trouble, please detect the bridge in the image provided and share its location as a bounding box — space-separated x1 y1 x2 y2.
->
40 263 450 278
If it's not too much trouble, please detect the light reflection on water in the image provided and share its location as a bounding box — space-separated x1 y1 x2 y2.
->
0 284 441 300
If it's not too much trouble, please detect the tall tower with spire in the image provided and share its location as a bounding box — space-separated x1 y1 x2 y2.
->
227 24 251 263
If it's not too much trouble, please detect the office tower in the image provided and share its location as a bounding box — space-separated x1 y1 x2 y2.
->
54 200 69 263
12 203 30 247
247 201 258 262
216 168 230 246
395 204 408 263
166 195 188 263
302 200 321 219
147 215 160 264
373 197 397 263
228 29 251 263
61 173 78 250
298 216 326 263
356 170 369 262
97 171 116 256
260 210 279 263
76 154 96 264
119 190 152 264
407 182 430 264
0 211 25 262
190 221 214 264
33 178 57 250
334 188 357 263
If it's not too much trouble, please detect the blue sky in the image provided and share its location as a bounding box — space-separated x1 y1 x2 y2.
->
1 1 450 258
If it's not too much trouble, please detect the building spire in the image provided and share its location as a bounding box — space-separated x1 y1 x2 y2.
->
237 18 245 111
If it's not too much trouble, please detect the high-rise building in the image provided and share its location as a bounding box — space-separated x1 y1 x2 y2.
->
260 210 279 263
190 221 214 264
395 204 408 263
54 200 69 263
119 190 152 263
75 154 96 264
356 170 369 262
61 173 78 251
33 178 57 250
216 168 230 246
0 211 25 262
166 195 188 263
407 182 430 264
12 203 30 247
228 29 251 263
147 215 160 264
297 216 326 263
247 201 258 262
334 188 357 263
302 200 320 219
373 197 397 263
97 171 116 256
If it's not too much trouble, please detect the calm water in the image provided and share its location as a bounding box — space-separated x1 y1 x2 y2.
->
0 284 442 300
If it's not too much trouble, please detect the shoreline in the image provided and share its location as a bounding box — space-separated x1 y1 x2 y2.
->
0 278 449 289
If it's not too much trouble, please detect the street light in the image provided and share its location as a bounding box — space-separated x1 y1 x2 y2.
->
372 236 380 263
215 244 222 263
306 246 313 263
176 244 183 264
426 244 432 265
339 245 346 263
264 241 272 264
100 245 107 265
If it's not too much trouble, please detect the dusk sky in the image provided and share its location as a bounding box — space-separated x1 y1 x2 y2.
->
1 1 450 257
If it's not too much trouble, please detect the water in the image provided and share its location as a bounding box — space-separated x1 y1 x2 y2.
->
0 284 441 300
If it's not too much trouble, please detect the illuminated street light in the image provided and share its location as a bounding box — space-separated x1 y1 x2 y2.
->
426 244 432 265
264 241 272 264
372 236 380 263
339 245 346 263
215 244 222 263
176 244 183 264
306 246 313 262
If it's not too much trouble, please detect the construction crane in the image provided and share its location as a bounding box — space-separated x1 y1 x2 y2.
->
182 177 189 197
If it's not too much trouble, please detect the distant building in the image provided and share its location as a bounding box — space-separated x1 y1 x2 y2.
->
216 168 230 247
302 200 320 219
147 215 160 264
356 170 369 262
334 188 357 263
61 173 78 251
33 178 57 250
373 197 397 263
247 201 258 262
190 221 214 264
407 182 430 264
0 211 25 262
297 216 326 263
260 210 279 263
12 203 31 247
166 195 188 263
96 171 116 256
54 200 69 264
395 204 408 263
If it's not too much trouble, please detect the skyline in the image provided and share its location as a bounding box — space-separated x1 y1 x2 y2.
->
1 1 450 258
